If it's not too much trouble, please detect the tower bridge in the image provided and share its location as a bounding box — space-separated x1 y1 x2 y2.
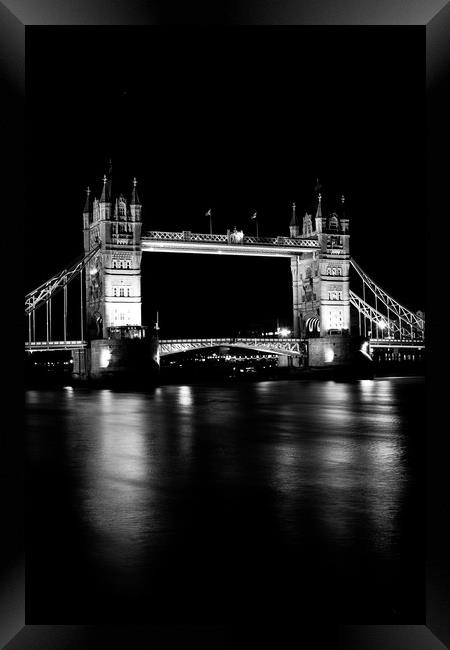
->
24 166 425 381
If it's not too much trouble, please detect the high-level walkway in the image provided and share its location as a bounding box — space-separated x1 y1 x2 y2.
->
141 231 320 257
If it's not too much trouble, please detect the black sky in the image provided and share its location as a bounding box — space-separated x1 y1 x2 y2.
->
26 26 425 337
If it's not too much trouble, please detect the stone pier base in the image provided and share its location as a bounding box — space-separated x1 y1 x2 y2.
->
307 336 352 368
72 337 159 383
277 355 303 368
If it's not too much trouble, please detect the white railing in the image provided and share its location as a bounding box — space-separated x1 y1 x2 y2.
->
25 340 87 350
143 231 319 248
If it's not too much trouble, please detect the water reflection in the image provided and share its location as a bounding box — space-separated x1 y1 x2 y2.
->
270 380 408 555
26 377 423 616
70 392 158 575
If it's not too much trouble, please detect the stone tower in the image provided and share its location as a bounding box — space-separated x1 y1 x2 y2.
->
83 166 143 340
290 185 350 343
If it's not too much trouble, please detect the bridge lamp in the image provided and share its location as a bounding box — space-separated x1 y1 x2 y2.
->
279 328 291 337
378 320 387 330
324 347 334 363
100 348 112 368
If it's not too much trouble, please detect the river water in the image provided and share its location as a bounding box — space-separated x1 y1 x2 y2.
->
26 377 424 624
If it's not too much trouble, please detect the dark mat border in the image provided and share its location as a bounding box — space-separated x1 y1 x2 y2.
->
1 1 448 647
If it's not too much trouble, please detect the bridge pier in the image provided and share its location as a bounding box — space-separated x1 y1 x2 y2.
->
72 330 159 384
277 354 303 368
72 348 90 380
307 335 352 368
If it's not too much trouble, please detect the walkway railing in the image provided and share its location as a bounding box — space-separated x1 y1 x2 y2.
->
143 231 319 248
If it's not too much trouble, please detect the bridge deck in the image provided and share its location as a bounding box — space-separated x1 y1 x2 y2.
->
369 339 425 349
159 337 307 357
142 231 320 257
25 341 87 351
24 337 424 353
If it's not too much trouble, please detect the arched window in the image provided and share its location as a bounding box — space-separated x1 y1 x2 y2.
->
328 214 339 231
126 260 131 269
119 288 125 297
119 201 126 218
306 266 312 278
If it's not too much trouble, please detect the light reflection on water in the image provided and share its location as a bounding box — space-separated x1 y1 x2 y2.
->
26 377 422 584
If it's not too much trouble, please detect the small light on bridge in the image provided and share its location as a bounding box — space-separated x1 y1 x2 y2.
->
324 348 334 363
100 348 112 368
378 320 387 330
278 328 291 337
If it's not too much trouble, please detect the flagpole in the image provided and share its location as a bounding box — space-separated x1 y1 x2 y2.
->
251 212 258 239
210 213 212 235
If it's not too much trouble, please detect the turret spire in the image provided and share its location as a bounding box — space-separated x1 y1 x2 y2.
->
100 156 112 203
131 177 141 205
316 191 322 219
290 201 298 227
83 186 91 214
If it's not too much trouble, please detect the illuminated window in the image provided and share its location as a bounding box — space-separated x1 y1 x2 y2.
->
119 288 125 297
126 260 131 269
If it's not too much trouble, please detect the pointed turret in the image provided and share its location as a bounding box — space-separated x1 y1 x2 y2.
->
289 202 300 238
83 186 91 214
98 164 113 221
130 177 142 221
83 186 92 229
315 189 323 234
131 177 140 205
100 173 111 203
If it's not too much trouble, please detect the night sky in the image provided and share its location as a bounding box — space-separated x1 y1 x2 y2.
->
26 26 425 338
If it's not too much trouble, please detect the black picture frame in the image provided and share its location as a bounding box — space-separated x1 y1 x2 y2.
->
2 1 449 647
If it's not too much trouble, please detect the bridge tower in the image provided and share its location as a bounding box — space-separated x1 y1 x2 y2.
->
290 183 351 366
83 167 143 339
76 164 158 382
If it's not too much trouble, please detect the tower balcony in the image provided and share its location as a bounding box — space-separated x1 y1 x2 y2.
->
106 325 148 340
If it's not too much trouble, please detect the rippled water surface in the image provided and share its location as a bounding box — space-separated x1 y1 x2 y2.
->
26 377 424 623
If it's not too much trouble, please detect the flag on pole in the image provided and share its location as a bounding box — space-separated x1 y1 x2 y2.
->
206 209 211 216
251 212 257 220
